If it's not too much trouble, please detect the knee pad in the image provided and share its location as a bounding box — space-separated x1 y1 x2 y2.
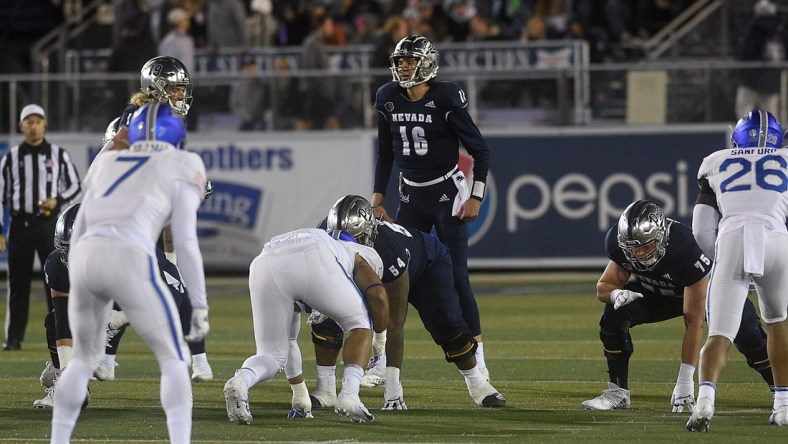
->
311 318 344 351
600 322 633 361
441 329 478 363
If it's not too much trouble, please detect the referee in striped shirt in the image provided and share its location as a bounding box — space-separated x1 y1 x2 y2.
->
1 104 81 351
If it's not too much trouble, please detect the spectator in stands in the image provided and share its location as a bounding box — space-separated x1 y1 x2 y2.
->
301 14 345 129
273 0 311 46
476 0 529 40
108 15 157 113
371 15 409 68
415 0 448 42
206 0 247 51
230 54 267 131
633 0 690 39
183 0 209 48
443 0 475 42
270 56 310 130
532 0 585 40
247 0 278 47
158 8 195 74
468 12 502 42
735 0 788 119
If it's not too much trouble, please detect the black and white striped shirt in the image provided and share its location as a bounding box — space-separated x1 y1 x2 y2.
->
0 139 81 229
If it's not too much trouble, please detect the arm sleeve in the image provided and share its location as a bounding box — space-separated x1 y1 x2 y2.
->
446 98 489 183
373 109 394 195
692 203 720 260
170 180 207 309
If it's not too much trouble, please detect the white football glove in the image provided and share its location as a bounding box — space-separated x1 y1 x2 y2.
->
610 289 643 310
184 308 210 343
671 362 696 412
670 381 695 412
306 309 328 326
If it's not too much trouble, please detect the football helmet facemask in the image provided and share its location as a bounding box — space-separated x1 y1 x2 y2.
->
617 200 670 271
128 103 186 150
140 56 193 117
390 35 439 88
731 109 783 148
54 203 81 266
326 195 378 247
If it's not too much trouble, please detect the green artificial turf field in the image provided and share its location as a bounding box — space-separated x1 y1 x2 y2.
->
0 273 782 443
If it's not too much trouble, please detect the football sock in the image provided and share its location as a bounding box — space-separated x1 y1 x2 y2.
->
51 359 93 443
774 387 788 411
291 381 309 400
191 352 208 366
475 342 487 369
56 345 73 370
384 367 402 399
159 359 192 444
460 365 486 390
241 354 281 385
316 365 337 391
698 381 717 403
340 364 363 395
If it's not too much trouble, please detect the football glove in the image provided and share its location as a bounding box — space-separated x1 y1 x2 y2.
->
306 309 328 326
671 362 696 412
610 289 643 310
671 382 695 413
204 180 213 200
184 308 210 343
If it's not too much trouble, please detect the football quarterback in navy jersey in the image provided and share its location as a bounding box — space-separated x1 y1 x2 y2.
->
308 195 504 411
582 200 774 412
371 35 492 379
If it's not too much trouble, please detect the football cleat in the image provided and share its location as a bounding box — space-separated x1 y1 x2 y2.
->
287 408 314 419
34 386 90 410
581 382 631 410
361 355 386 388
33 387 55 409
309 387 337 409
769 405 788 426
335 393 375 423
93 358 118 381
39 361 59 388
224 376 252 425
469 381 506 408
382 396 408 411
686 398 714 432
191 361 214 382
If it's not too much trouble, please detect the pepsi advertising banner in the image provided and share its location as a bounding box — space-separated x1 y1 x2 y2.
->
464 127 729 268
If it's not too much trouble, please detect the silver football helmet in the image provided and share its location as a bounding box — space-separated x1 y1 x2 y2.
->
139 56 193 117
617 200 670 271
54 203 80 266
390 35 439 88
326 195 378 247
